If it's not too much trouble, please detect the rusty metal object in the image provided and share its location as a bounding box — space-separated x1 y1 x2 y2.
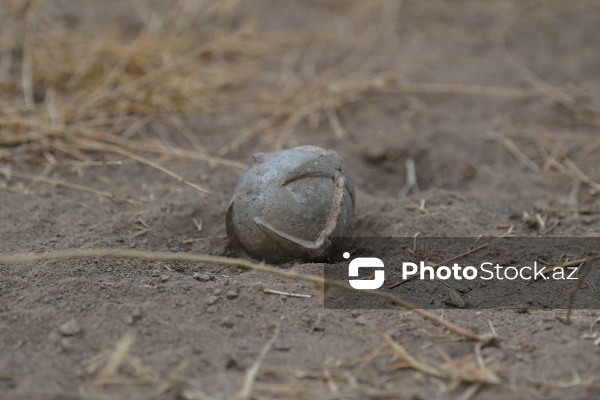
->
226 146 355 263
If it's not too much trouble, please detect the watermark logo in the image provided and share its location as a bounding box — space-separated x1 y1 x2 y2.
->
329 237 598 309
345 252 385 290
346 253 580 290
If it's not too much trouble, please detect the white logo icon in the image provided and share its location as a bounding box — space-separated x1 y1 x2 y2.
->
345 252 385 290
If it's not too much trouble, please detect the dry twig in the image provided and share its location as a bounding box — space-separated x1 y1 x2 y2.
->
264 288 312 298
236 322 281 400
381 331 501 386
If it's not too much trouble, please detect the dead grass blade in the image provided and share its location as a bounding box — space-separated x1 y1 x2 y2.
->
496 13 600 126
538 140 600 193
73 138 211 194
94 332 136 386
236 322 281 400
566 251 600 325
4 169 118 201
487 131 540 172
380 331 501 387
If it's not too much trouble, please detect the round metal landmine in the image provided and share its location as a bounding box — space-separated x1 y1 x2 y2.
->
226 145 355 263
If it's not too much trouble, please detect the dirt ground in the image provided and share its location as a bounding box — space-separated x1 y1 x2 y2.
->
2 1 600 399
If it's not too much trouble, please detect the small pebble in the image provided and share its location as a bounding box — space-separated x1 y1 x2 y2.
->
225 291 238 300
131 309 143 321
213 288 222 296
355 316 369 326
221 318 234 328
59 319 80 336
225 356 244 371
235 311 244 318
160 274 170 282
193 272 214 282
48 331 61 343
151 270 161 277
206 305 218 314
206 296 219 305
361 144 387 165
61 338 74 352
312 315 325 332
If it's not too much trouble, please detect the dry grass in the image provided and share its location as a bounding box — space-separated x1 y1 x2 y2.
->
1 0 574 198
0 0 271 194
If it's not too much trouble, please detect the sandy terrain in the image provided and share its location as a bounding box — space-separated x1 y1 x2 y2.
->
1 1 600 399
